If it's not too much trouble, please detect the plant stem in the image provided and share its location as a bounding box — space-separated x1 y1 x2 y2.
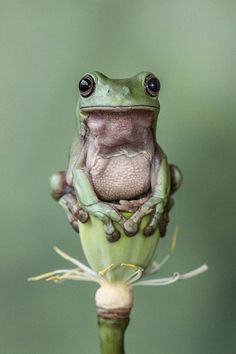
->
98 316 129 354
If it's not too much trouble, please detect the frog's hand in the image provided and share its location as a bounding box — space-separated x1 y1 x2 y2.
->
144 197 174 237
59 194 89 233
72 169 124 241
124 147 170 236
147 164 182 237
65 133 82 186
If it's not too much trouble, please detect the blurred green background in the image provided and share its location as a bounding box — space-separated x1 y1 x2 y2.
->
0 0 235 353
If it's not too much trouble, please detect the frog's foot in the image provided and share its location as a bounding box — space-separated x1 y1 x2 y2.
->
144 198 174 237
50 171 74 201
59 193 89 233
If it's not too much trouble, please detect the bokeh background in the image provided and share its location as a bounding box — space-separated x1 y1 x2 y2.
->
0 1 235 353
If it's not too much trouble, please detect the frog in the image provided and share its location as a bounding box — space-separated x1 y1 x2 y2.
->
50 72 182 242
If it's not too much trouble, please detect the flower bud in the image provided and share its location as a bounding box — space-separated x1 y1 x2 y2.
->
78 213 160 283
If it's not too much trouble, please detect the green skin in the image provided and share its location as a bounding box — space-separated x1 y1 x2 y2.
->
50 72 182 241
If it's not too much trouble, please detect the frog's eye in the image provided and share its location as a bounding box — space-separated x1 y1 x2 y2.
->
79 75 95 97
144 74 161 97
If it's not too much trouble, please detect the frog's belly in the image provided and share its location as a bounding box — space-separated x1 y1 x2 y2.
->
90 154 151 201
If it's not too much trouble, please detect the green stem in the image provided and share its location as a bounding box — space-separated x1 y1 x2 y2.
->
98 316 129 354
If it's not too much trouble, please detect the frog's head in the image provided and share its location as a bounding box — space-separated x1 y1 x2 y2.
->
76 72 161 135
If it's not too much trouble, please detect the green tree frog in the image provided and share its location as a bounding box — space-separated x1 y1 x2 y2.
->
50 72 182 242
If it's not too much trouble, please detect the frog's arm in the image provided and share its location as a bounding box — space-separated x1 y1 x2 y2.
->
65 133 83 185
124 147 170 235
141 154 170 213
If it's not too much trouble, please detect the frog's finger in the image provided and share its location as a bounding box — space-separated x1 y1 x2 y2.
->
59 195 80 232
84 202 122 223
139 196 165 216
59 193 89 223
104 219 121 242
143 205 161 236
78 200 121 242
98 203 122 222
123 218 139 236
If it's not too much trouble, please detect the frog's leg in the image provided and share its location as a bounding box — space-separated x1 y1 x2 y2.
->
50 171 72 201
144 165 182 237
123 149 171 236
72 169 125 242
49 171 88 232
169 164 182 195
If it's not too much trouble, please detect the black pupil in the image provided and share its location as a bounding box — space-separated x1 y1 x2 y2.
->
79 78 92 92
148 77 160 92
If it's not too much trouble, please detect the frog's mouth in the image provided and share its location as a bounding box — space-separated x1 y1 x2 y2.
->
81 105 158 112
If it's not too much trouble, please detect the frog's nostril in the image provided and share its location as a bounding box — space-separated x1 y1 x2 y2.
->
120 86 130 97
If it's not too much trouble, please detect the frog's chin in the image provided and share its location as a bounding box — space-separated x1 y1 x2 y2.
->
80 105 158 112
